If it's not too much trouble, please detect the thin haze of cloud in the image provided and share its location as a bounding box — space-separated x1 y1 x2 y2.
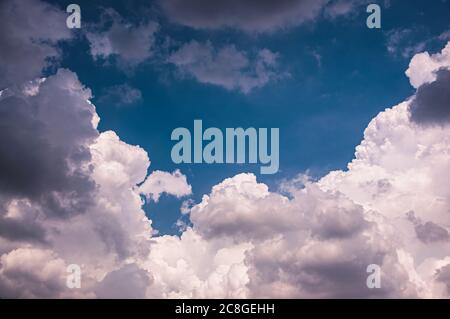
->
98 84 143 107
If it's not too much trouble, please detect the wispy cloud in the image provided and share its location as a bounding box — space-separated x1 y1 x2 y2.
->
98 84 143 107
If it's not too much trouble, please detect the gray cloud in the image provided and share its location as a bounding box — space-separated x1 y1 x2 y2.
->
0 69 98 222
436 264 450 295
407 211 450 244
168 41 282 93
0 0 72 89
409 68 450 125
0 217 47 243
95 263 153 298
324 0 367 19
86 9 158 68
160 0 328 33
186 173 417 298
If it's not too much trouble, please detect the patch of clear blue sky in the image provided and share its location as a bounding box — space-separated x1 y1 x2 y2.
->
52 0 450 235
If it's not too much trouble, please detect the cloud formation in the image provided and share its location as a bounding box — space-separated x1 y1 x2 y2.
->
0 70 191 298
160 0 328 33
2 0 450 299
0 0 72 88
146 41 450 298
86 9 158 68
406 42 450 88
409 68 450 125
139 170 192 202
160 0 370 33
0 70 97 219
168 41 282 93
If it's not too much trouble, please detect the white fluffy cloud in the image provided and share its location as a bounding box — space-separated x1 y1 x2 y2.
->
146 41 450 298
149 173 419 298
0 69 190 298
168 41 282 93
406 41 450 88
139 170 192 202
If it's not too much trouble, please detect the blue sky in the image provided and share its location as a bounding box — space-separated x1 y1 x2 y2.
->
50 0 450 234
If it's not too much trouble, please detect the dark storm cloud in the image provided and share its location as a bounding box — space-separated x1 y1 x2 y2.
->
415 221 450 244
409 68 450 125
159 0 329 32
0 70 98 220
0 0 71 89
0 217 47 243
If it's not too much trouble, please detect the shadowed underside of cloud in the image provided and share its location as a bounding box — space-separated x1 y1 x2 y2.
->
410 68 450 125
0 71 99 233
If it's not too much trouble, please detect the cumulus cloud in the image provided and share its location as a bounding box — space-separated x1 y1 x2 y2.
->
0 0 72 88
98 84 143 107
4 39 450 297
146 40 450 299
86 9 158 68
0 248 68 298
168 41 282 93
406 42 450 88
164 173 416 298
145 229 251 298
139 170 192 202
0 70 192 298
